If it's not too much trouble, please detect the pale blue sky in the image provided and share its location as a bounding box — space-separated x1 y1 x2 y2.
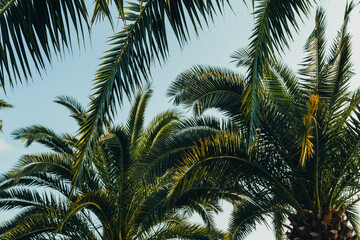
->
1 0 360 239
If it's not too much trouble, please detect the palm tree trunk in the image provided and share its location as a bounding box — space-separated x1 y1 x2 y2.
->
286 209 357 239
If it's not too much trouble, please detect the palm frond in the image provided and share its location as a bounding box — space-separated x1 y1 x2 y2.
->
230 47 251 68
140 116 230 183
168 65 246 120
132 109 181 179
265 61 302 111
12 125 74 154
147 219 224 240
228 200 272 240
323 1 354 126
91 0 124 25
300 7 327 95
169 131 301 214
55 95 88 126
0 206 97 240
0 0 89 87
7 153 73 179
126 85 152 147
273 211 286 240
244 0 313 147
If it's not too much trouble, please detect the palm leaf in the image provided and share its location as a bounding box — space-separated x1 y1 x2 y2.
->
12 125 75 154
324 1 355 124
0 0 89 87
244 0 313 148
300 7 327 95
167 65 246 120
126 85 152 148
55 95 88 126
228 200 272 240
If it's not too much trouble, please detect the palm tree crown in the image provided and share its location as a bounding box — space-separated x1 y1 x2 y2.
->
0 86 224 240
167 2 360 239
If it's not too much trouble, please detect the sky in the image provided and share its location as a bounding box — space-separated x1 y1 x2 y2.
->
1 0 360 239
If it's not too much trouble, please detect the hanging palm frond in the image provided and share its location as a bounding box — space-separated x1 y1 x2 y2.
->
0 0 89 87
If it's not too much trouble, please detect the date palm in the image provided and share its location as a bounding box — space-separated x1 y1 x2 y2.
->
0 86 224 240
0 0 316 179
65 0 315 178
167 3 360 239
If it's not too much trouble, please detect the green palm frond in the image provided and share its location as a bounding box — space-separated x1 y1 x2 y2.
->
91 0 124 25
55 95 88 126
7 153 74 183
265 61 302 111
136 109 181 153
132 109 181 180
12 125 75 154
169 131 301 213
229 200 273 240
244 0 313 147
140 116 230 183
0 206 97 240
300 7 327 95
324 1 355 121
167 65 246 119
231 47 252 68
0 0 89 87
147 219 224 240
126 85 152 147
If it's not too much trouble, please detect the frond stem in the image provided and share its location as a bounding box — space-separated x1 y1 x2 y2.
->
0 0 16 15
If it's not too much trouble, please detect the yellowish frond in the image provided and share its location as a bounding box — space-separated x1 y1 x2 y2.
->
299 94 319 168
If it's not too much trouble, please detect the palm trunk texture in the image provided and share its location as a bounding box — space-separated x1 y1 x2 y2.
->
286 209 357 239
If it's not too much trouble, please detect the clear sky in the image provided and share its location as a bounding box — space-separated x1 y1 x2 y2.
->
1 0 360 239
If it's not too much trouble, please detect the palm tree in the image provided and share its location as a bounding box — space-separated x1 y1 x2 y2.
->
0 85 12 132
0 86 224 239
167 3 360 239
1 0 316 178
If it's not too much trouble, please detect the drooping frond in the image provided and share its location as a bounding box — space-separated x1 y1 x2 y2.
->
168 65 246 120
169 131 301 214
5 153 74 184
0 205 97 240
91 0 124 25
0 0 89 87
244 0 313 147
228 200 272 240
12 125 74 155
55 95 88 126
